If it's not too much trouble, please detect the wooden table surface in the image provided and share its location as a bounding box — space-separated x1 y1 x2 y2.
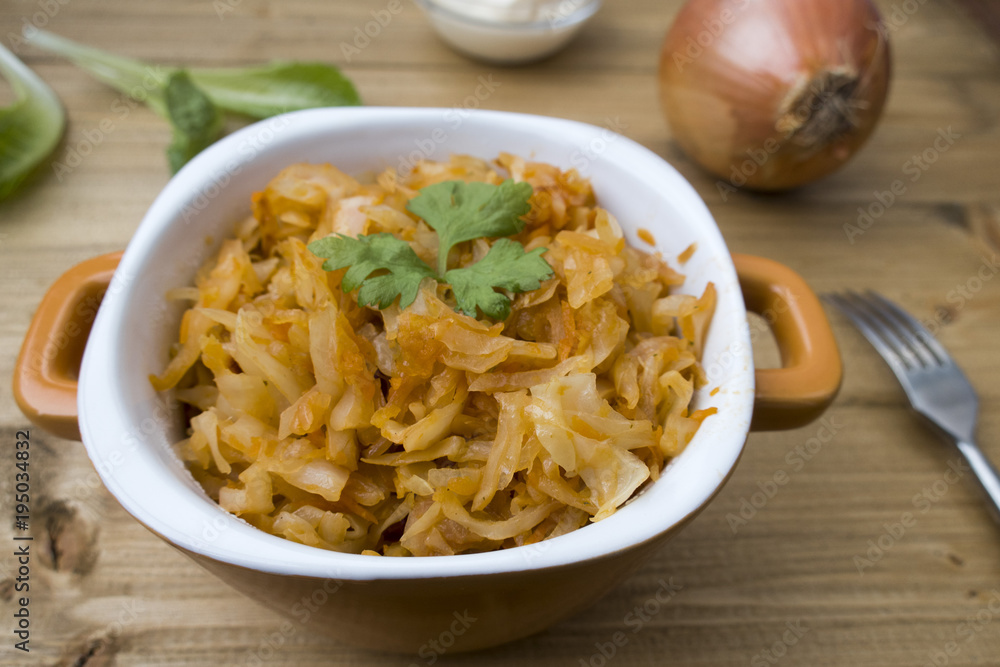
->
3 1 1000 665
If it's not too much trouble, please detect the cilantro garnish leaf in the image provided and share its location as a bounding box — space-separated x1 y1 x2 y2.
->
307 233 436 309
308 179 552 320
406 179 533 275
444 239 553 320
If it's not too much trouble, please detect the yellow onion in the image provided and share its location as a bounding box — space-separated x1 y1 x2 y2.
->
659 0 891 191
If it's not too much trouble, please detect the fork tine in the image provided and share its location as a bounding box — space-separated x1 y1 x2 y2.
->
863 291 952 366
844 292 930 369
838 291 924 370
823 293 913 382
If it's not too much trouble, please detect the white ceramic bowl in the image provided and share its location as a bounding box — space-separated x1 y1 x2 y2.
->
415 0 602 64
15 107 841 652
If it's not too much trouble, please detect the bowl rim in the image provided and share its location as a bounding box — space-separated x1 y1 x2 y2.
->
78 107 755 581
415 0 602 32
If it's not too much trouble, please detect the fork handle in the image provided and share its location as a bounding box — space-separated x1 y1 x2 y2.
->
955 440 1000 525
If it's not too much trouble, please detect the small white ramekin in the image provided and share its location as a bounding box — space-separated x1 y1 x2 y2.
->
415 0 602 64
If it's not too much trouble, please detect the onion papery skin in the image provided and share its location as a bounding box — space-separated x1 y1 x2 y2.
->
659 0 892 191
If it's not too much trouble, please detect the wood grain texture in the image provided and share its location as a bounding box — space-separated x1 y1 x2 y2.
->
2 0 1000 665
954 0 1000 48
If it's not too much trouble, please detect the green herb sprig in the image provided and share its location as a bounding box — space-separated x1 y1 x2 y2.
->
308 180 553 321
23 30 360 174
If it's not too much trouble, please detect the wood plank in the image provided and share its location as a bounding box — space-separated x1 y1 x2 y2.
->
2 0 1000 664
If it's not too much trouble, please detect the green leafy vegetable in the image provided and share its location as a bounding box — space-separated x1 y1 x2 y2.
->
188 62 360 118
310 180 553 320
308 233 437 310
164 71 224 174
445 238 553 320
24 29 360 172
22 29 170 115
406 179 534 276
0 42 66 202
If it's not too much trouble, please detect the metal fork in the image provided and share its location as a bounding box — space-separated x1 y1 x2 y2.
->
824 290 1000 524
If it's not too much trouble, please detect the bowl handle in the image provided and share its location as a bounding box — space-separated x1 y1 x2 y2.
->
13 252 123 441
733 254 842 431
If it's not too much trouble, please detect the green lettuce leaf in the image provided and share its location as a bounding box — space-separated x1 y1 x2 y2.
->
0 42 66 202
